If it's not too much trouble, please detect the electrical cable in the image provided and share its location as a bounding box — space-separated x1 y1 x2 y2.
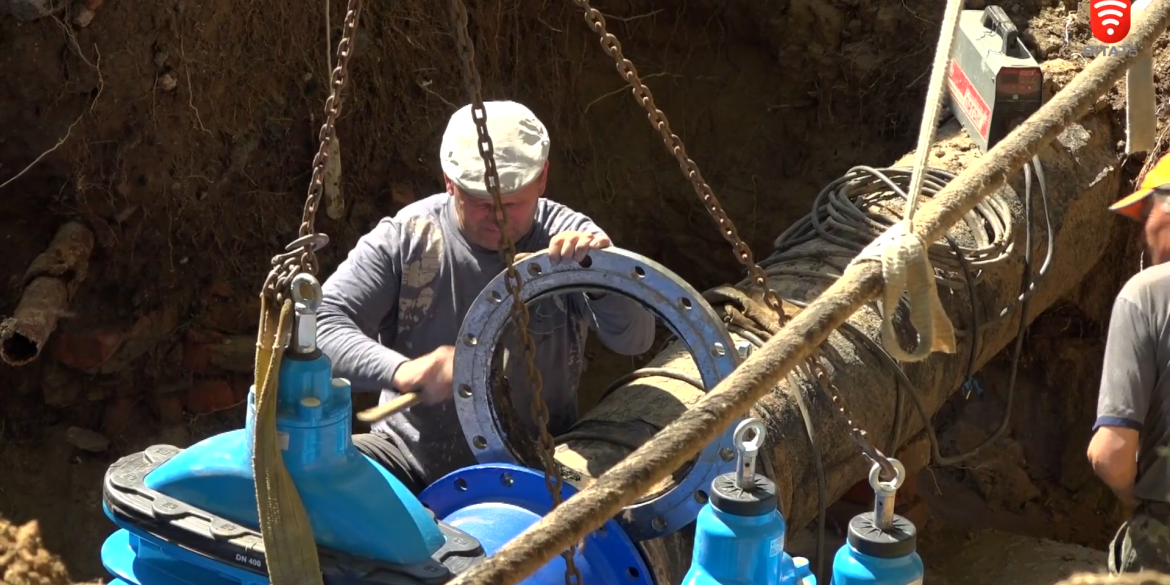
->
727 160 1051 583
554 161 1052 584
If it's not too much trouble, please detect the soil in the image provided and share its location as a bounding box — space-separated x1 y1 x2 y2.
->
2 0 1170 583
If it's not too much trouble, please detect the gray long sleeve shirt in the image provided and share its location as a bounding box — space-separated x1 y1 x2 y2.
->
317 193 656 486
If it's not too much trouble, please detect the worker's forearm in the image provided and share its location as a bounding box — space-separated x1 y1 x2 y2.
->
317 309 410 393
585 293 656 355
1092 459 1139 506
1111 484 1139 508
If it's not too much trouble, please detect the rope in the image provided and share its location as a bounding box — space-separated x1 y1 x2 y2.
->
850 0 963 363
252 297 323 585
441 3 1170 583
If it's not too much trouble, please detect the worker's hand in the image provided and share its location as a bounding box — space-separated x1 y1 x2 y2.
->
548 231 611 264
393 345 455 405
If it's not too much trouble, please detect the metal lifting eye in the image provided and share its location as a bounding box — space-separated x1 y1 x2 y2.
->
289 273 323 312
733 418 766 489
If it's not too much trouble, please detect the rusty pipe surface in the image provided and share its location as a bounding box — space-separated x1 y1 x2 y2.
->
555 105 1121 584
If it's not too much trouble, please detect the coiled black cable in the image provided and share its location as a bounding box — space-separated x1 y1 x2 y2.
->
557 160 1053 584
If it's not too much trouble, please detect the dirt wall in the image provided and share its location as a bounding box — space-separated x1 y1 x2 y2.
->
0 0 963 443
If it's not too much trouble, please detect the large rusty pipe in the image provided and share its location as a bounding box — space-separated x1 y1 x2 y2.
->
555 97 1121 582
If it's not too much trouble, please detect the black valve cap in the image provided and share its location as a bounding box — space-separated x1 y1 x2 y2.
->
709 472 777 517
846 512 918 559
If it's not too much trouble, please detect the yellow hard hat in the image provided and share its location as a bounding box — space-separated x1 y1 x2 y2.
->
1110 152 1170 221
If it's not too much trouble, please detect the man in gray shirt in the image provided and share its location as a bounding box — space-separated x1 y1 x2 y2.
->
317 100 656 494
1091 152 1170 574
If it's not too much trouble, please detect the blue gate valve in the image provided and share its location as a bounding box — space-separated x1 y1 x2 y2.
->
830 458 924 585
681 418 816 585
96 271 660 585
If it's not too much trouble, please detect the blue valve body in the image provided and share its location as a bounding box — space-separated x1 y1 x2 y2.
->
830 513 923 585
100 349 448 585
830 547 923 585
680 478 815 585
99 347 658 585
141 351 444 564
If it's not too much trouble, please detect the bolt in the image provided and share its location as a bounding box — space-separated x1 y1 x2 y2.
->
735 340 754 359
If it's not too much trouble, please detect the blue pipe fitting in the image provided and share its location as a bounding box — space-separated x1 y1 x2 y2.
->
420 463 656 585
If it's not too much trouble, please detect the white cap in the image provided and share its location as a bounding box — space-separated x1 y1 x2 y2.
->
440 100 551 198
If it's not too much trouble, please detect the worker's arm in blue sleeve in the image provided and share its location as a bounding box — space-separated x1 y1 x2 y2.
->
544 203 656 356
317 219 410 392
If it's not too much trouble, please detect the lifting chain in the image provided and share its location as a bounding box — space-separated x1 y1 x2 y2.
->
569 0 897 481
448 1 584 584
261 0 363 301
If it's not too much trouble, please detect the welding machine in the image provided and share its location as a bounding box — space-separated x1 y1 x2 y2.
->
947 5 1044 153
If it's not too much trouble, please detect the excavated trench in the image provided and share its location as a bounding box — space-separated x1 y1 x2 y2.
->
0 0 1163 582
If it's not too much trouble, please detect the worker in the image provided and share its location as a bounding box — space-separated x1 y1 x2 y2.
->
1088 152 1170 574
316 99 657 495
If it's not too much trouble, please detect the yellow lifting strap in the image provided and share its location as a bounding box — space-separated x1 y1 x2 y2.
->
252 296 325 585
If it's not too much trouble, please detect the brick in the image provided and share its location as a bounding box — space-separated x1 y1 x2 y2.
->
66 426 110 453
208 275 233 299
40 360 81 407
185 328 224 344
182 340 213 373
208 335 257 373
100 306 179 374
110 370 138 398
51 329 124 373
102 397 136 437
151 392 185 425
183 379 236 415
205 297 260 333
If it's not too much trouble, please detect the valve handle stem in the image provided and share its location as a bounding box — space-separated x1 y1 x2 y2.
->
733 418 766 489
868 457 906 530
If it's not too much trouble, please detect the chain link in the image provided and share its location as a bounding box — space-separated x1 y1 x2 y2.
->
448 1 583 583
804 361 897 479
568 0 783 320
570 0 896 480
261 0 363 301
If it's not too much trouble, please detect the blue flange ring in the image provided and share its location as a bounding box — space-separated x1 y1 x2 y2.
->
420 463 656 585
452 247 742 541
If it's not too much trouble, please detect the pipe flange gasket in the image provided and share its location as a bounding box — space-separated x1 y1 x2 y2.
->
453 247 742 541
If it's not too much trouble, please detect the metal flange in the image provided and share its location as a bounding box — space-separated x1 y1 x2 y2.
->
453 247 742 541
